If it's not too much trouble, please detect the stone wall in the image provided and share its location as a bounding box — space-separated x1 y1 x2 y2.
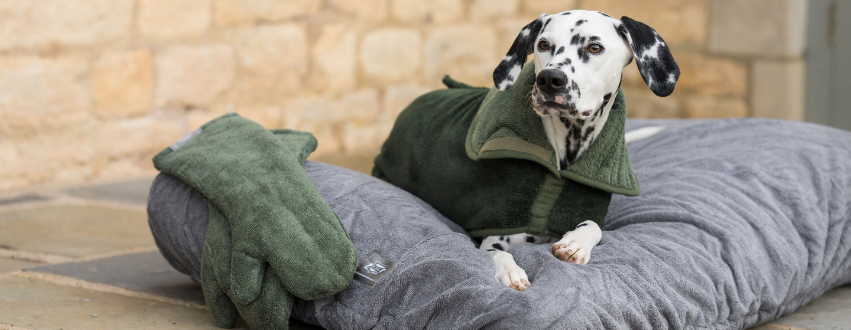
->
0 0 808 191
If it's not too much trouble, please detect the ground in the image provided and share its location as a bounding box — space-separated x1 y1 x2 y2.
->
0 170 848 330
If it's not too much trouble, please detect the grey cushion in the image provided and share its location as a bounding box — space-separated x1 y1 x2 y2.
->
148 118 851 330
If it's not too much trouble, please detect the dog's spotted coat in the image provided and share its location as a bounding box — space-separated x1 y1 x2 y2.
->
483 9 679 291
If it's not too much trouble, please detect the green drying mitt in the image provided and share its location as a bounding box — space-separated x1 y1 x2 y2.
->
153 113 357 328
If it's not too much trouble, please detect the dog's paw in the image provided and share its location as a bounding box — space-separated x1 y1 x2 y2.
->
552 221 602 265
496 265 531 291
491 250 530 291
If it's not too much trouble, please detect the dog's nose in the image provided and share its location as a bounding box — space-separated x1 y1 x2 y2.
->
536 69 567 94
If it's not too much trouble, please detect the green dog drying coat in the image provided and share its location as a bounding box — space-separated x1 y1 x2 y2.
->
373 64 639 237
153 114 357 329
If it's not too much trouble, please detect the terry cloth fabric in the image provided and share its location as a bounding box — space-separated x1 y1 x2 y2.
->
149 118 851 329
373 63 638 237
152 113 357 329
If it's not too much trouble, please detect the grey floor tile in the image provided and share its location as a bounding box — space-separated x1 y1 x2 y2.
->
29 251 204 305
766 286 851 330
0 204 154 258
0 257 42 274
65 177 155 206
0 275 236 329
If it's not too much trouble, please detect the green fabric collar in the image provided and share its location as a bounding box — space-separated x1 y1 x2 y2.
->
465 64 640 196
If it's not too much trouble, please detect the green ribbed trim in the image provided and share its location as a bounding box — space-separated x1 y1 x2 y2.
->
479 136 553 163
528 174 565 235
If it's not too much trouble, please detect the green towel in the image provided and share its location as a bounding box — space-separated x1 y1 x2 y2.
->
153 113 357 329
373 63 638 237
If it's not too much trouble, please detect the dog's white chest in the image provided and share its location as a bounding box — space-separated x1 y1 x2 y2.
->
541 116 569 170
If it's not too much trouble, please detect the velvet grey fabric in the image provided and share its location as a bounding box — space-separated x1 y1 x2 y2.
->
147 118 851 329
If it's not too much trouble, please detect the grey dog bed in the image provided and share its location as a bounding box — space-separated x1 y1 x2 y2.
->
147 118 851 329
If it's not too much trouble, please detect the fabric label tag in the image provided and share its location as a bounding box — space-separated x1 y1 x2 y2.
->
170 128 203 151
354 252 395 287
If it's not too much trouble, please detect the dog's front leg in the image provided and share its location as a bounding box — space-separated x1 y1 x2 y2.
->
552 220 602 264
480 234 532 290
489 250 530 291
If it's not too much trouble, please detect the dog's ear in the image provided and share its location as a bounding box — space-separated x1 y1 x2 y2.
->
493 15 545 90
617 16 679 97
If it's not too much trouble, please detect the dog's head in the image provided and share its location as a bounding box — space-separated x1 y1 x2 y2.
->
493 10 679 120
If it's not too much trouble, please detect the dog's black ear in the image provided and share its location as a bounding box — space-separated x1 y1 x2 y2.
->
617 16 679 97
493 16 545 90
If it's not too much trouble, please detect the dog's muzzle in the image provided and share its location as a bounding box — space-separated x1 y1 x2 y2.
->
534 69 575 116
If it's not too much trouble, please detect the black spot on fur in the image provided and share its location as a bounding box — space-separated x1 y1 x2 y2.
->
589 36 600 42
556 46 564 55
598 12 612 18
620 16 679 96
506 237 511 244
499 236 505 241
575 19 587 26
492 243 505 251
571 66 575 73
562 11 571 15
581 126 595 143
570 34 581 45
542 17 552 31
526 236 536 243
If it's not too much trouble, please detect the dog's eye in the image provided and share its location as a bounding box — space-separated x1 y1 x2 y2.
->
538 40 550 50
589 44 603 53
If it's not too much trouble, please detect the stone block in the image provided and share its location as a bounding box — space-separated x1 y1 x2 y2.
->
751 59 805 121
0 0 133 51
622 88 681 118
391 0 464 24
0 55 92 137
523 0 578 15
214 0 322 26
155 44 235 107
672 52 748 97
470 0 520 21
309 24 357 93
4 131 96 188
93 50 154 118
360 29 421 85
330 0 389 23
425 25 498 87
683 95 748 118
0 204 153 258
581 0 707 47
284 89 381 127
341 119 394 155
708 0 807 58
137 0 211 41
383 84 433 117
187 109 227 131
235 106 283 129
233 24 307 94
95 116 185 160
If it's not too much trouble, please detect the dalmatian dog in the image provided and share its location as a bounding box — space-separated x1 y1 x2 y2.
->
482 10 679 291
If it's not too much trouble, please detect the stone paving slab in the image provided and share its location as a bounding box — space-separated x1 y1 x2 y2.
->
750 285 851 330
65 178 154 207
0 204 154 258
0 275 240 330
0 257 41 274
28 251 204 305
